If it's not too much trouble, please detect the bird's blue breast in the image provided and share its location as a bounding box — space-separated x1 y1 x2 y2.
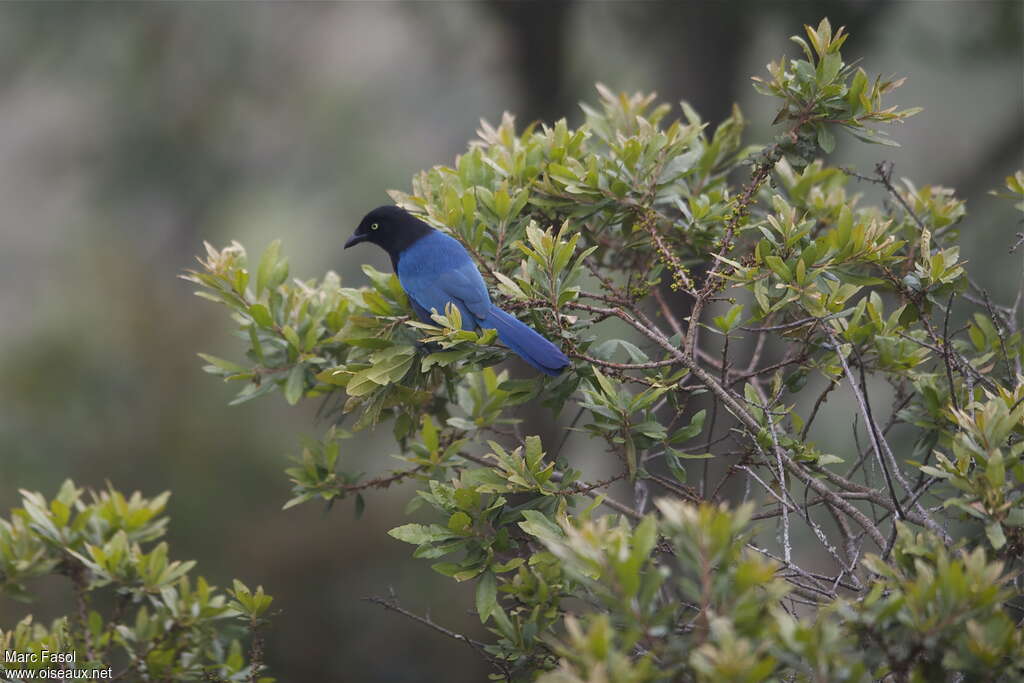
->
396 231 491 329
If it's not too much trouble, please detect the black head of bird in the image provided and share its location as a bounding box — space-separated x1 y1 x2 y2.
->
344 205 433 262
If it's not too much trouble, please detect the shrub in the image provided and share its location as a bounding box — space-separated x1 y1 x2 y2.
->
186 19 1024 681
0 481 273 682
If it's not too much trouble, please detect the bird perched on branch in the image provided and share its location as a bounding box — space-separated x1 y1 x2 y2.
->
345 205 570 376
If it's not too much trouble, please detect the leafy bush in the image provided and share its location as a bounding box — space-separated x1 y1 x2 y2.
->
186 19 1024 682
0 481 273 682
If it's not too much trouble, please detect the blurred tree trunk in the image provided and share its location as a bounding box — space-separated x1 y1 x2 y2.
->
486 0 574 125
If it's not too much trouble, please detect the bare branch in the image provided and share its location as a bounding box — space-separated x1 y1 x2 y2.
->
363 593 507 675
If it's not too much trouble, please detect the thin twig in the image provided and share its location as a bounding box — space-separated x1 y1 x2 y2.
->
824 327 904 519
942 291 960 413
363 593 509 675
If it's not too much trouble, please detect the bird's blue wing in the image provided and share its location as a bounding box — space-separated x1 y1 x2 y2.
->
397 231 491 329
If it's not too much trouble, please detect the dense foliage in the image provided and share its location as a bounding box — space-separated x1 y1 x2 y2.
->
183 18 1024 681
0 482 273 681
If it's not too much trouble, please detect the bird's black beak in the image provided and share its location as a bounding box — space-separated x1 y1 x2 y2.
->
344 233 366 249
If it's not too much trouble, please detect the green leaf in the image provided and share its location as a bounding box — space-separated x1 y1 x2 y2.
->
475 571 497 623
818 51 842 84
712 304 745 333
282 325 301 351
765 255 792 282
986 450 1005 489
256 240 282 297
389 524 448 545
448 511 471 533
1003 507 1024 527
669 410 706 443
197 353 246 376
631 515 658 566
817 125 836 154
986 522 1006 550
343 370 379 397
518 510 564 542
592 368 618 399
667 448 713 460
665 449 687 483
284 365 305 405
847 68 868 110
367 346 416 384
249 303 274 328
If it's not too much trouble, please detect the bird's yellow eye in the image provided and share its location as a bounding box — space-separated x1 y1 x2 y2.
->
370 222 380 231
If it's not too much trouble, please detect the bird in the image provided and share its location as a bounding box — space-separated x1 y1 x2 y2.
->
344 205 570 376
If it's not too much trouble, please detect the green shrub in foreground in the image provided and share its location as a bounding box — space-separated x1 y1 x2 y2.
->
0 481 273 682
180 17 1024 681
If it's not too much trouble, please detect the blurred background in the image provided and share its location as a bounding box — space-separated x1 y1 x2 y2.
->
1 2 1020 680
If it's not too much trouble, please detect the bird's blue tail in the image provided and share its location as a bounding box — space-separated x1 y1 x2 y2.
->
483 306 569 376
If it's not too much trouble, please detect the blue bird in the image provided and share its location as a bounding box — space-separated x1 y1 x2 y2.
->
345 206 570 376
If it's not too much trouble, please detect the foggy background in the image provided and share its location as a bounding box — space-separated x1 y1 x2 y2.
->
1 2 1021 680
